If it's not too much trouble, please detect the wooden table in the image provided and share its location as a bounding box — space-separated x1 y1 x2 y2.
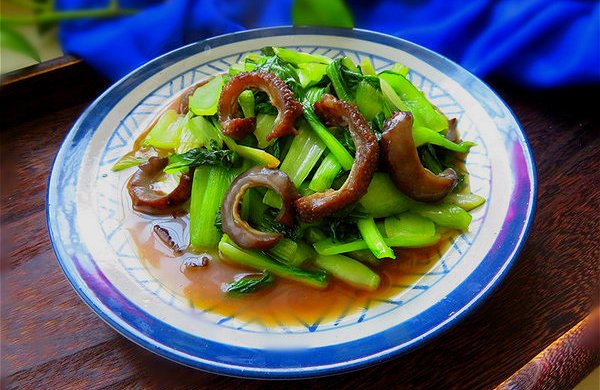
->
1 58 599 389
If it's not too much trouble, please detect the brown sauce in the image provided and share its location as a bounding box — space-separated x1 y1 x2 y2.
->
122 186 452 327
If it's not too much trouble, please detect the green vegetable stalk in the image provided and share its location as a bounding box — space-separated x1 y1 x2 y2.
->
313 234 441 256
263 121 326 207
357 217 396 259
359 173 415 217
254 114 276 148
219 235 328 289
189 75 224 116
271 46 332 65
190 166 235 249
301 87 354 170
237 90 255 118
111 154 148 172
412 126 475 153
384 213 436 238
314 254 380 291
269 238 315 267
189 166 211 248
379 72 448 132
442 193 486 211
143 110 184 150
309 153 342 192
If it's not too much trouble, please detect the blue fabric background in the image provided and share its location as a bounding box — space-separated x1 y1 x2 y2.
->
58 0 600 87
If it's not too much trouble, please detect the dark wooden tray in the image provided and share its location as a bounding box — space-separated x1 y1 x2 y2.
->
1 57 598 390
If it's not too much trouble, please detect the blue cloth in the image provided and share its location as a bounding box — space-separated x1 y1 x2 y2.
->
58 0 600 87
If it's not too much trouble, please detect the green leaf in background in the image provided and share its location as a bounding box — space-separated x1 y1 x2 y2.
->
292 0 354 28
0 25 41 62
34 0 56 35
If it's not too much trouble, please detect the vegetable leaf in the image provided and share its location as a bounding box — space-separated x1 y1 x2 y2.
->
257 208 302 241
214 209 223 234
340 65 379 92
326 59 379 102
224 273 274 295
321 208 367 243
268 46 332 65
419 144 466 189
369 112 386 141
253 55 301 95
292 0 354 28
264 137 285 160
164 144 240 174
339 130 356 156
112 154 149 172
254 92 278 115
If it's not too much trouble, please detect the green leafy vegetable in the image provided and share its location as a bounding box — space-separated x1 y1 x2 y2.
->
412 203 472 231
269 238 315 267
357 217 395 259
253 55 301 95
418 144 465 189
384 213 436 238
326 59 353 102
320 208 366 243
309 153 342 192
389 63 409 76
313 234 441 256
314 254 380 291
219 235 328 289
412 126 475 153
442 193 486 211
144 110 185 150
164 145 240 174
238 90 255 118
419 144 445 174
359 173 415 218
301 86 355 170
176 114 202 154
297 62 329 87
263 121 326 208
111 154 149 172
189 75 223 116
223 273 274 295
379 72 448 131
190 167 240 249
254 92 278 115
256 208 302 241
264 137 286 160
269 46 332 65
339 128 356 156
254 114 276 148
360 58 377 76
355 81 387 121
187 116 223 149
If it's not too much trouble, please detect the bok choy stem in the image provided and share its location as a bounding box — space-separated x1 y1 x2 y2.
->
219 235 328 288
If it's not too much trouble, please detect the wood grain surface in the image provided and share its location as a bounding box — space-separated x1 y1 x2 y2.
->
496 308 600 390
1 62 599 389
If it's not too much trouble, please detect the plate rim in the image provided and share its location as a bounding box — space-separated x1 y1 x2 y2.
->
46 25 537 379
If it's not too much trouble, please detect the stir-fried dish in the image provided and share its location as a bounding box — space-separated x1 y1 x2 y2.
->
113 47 485 322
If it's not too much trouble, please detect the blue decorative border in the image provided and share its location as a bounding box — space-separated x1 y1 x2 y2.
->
47 27 536 378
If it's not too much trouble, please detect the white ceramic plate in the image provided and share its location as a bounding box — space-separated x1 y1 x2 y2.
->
47 27 536 378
